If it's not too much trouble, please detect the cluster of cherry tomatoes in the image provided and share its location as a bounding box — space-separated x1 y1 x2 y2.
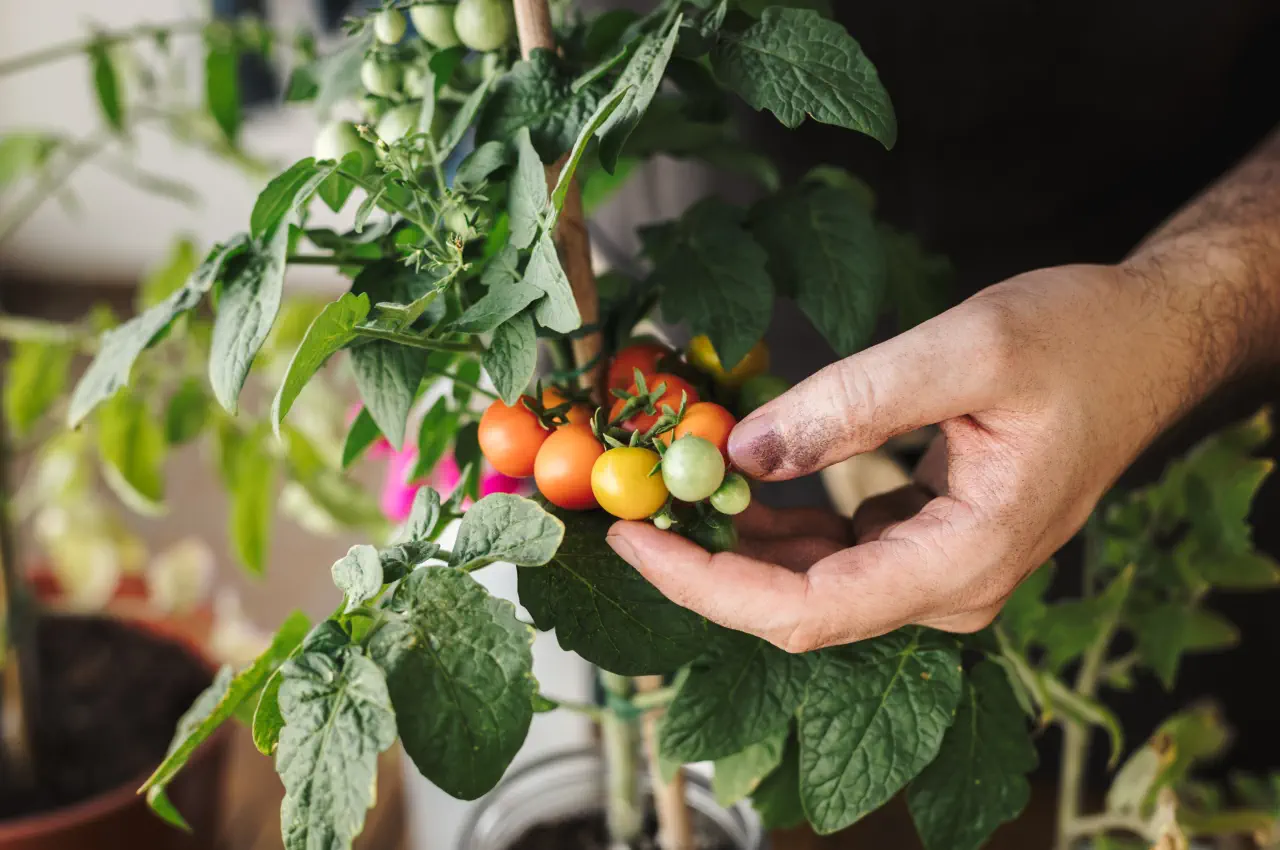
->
477 335 792 537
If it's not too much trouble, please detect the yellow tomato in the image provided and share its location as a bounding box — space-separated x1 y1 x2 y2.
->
591 448 668 520
687 335 769 388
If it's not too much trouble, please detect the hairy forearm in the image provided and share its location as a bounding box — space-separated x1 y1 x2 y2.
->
1124 124 1280 392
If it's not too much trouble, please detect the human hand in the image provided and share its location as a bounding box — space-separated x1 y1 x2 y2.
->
607 262 1229 651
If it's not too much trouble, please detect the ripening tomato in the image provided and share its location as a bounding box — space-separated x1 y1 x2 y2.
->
591 447 668 520
661 436 725 502
478 397 550 478
607 342 671 391
661 401 736 459
542 386 592 425
687 334 769 388
534 424 603 510
609 373 700 433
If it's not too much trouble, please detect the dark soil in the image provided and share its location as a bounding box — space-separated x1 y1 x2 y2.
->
0 614 212 820
511 808 737 850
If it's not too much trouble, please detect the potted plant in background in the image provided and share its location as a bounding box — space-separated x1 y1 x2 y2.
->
5 2 1280 850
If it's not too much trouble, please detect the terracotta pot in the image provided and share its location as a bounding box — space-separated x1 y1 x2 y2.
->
0 579 229 849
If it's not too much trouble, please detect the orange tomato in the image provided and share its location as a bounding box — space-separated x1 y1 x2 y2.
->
609 372 700 433
606 342 670 391
541 385 592 425
478 397 550 478
534 423 604 510
660 402 736 460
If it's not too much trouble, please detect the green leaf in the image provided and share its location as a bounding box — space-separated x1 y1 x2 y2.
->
477 50 607 162
1036 565 1133 670
882 226 954 331
509 128 549 250
451 277 542 334
332 544 384 612
400 487 442 543
1191 550 1280 589
318 170 355 214
713 729 789 807
96 390 166 514
205 33 241 143
438 74 496 162
483 311 538 406
656 201 773 368
313 32 373 117
349 332 428 451
228 426 277 575
711 8 896 147
253 620 347 757
68 236 247 427
250 158 339 241
751 184 886 356
752 734 806 830
164 378 211 445
3 339 72 437
797 628 963 834
143 611 309 823
453 141 508 192
595 15 684 172
737 0 833 16
367 567 535 799
1040 672 1124 765
1129 604 1239 690
210 225 290 414
277 650 397 850
550 84 632 215
524 233 582 334
139 237 200 309
517 505 706 675
906 661 1037 850
410 398 457 482
996 561 1055 651
88 39 125 132
272 292 370 434
341 406 383 468
662 629 814 762
0 133 58 194
283 428 387 532
448 493 564 571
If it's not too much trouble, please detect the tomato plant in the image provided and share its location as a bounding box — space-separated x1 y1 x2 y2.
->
591 447 668 520
7 4 1272 850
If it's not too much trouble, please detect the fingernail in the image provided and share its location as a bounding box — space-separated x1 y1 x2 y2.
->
606 533 639 567
728 414 784 475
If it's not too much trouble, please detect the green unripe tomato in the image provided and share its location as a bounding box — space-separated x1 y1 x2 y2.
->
312 121 374 174
373 8 407 44
661 436 725 503
686 511 738 554
652 511 673 531
410 3 462 48
360 94 391 120
454 0 513 52
376 103 419 144
710 472 751 516
360 57 401 97
738 374 790 415
402 64 428 98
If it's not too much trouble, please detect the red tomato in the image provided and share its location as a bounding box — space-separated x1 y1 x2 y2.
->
609 373 700 433
606 342 671 391
660 402 736 460
534 423 604 510
541 386 592 425
478 397 550 478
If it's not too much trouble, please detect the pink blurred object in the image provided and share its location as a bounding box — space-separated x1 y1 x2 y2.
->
379 448 529 523
347 403 393 458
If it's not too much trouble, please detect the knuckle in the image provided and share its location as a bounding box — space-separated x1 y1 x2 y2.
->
959 297 1028 384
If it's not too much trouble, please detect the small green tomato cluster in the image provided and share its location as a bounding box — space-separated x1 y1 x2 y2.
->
410 0 515 53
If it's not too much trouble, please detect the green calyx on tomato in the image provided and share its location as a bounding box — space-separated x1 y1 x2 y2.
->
410 4 462 48
453 0 514 52
313 121 374 175
660 435 725 503
608 370 699 436
681 508 738 554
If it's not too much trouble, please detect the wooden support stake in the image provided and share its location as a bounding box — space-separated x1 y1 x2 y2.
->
512 0 604 399
636 675 693 850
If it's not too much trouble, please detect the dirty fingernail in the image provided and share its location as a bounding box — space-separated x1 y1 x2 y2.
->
728 415 784 475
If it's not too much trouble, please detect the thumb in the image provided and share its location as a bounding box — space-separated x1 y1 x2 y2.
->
729 304 1008 480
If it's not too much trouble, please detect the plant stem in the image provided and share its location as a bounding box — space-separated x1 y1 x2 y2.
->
0 132 114 249
0 20 207 77
636 675 693 850
352 326 481 354
630 686 676 711
286 254 378 266
1060 812 1156 844
600 672 643 848
0 315 87 346
422 363 499 401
